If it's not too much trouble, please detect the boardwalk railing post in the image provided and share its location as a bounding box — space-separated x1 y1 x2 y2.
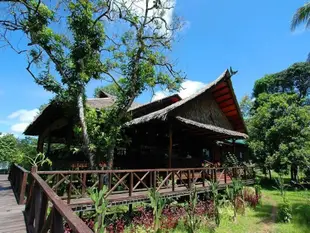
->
19 171 28 204
171 171 175 191
129 172 133 196
51 208 64 233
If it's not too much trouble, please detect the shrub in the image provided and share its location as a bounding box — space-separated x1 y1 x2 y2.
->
243 187 260 208
278 201 292 223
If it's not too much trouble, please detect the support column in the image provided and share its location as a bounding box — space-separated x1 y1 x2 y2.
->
168 125 173 168
46 132 51 156
37 135 44 153
232 138 236 155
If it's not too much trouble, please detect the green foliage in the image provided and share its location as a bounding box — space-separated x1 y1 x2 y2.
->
239 94 253 120
148 188 166 232
89 186 108 233
278 201 293 223
248 93 310 175
253 62 310 103
209 181 221 226
0 133 39 169
1 0 185 168
273 177 289 200
24 152 52 169
184 189 201 233
94 84 119 98
0 133 23 164
225 179 244 222
223 152 239 167
291 3 310 31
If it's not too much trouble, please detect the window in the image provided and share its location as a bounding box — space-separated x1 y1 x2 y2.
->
202 148 211 161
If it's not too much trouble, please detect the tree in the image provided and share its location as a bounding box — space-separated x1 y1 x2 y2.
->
0 133 23 164
291 2 310 31
1 0 184 168
94 83 119 97
239 94 253 121
248 93 310 180
253 62 310 103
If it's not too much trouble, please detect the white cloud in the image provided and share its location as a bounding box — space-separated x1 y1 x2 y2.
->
152 79 205 101
7 109 39 133
11 123 30 133
8 109 39 122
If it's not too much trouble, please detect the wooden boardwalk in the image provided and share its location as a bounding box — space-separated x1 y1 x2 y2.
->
0 175 27 233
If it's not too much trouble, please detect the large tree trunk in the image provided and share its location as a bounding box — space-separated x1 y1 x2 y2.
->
78 93 95 169
107 145 115 169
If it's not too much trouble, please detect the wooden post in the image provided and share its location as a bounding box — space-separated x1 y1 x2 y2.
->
129 172 133 196
172 171 175 192
82 173 87 197
67 175 72 204
232 138 236 155
19 171 28 205
37 135 44 153
51 209 64 233
224 169 227 184
214 169 217 182
46 132 52 157
35 188 48 233
202 169 205 187
187 170 191 189
153 171 157 189
168 125 173 168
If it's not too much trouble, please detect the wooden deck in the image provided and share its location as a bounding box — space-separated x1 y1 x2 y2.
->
0 175 27 233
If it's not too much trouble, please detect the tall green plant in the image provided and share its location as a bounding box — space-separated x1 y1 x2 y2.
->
225 179 244 222
184 189 201 233
209 181 221 226
89 186 108 233
148 188 166 232
273 177 289 200
24 152 52 169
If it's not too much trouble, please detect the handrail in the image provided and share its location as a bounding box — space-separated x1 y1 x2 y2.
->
25 171 93 233
9 163 29 204
37 166 256 205
37 165 253 174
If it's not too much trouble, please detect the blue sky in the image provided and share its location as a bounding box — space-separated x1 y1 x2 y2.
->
1 0 310 135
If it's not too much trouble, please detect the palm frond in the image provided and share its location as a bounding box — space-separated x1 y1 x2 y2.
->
291 3 310 31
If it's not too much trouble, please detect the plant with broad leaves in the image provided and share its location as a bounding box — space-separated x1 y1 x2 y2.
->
24 152 52 169
184 188 201 233
209 180 221 226
148 188 166 232
225 178 244 222
89 186 109 233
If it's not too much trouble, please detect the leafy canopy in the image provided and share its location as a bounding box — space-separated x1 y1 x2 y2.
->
248 93 310 174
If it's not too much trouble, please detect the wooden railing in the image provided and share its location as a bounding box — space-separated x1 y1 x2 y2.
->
8 163 29 204
25 167 93 233
37 166 255 204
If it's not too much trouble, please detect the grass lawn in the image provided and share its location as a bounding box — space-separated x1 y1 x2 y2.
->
212 189 310 233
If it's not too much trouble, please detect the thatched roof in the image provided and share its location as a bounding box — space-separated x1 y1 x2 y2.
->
126 70 231 126
129 94 181 118
175 116 248 139
24 97 141 136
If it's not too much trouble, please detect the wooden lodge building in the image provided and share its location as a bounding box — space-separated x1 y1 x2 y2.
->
24 69 249 170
